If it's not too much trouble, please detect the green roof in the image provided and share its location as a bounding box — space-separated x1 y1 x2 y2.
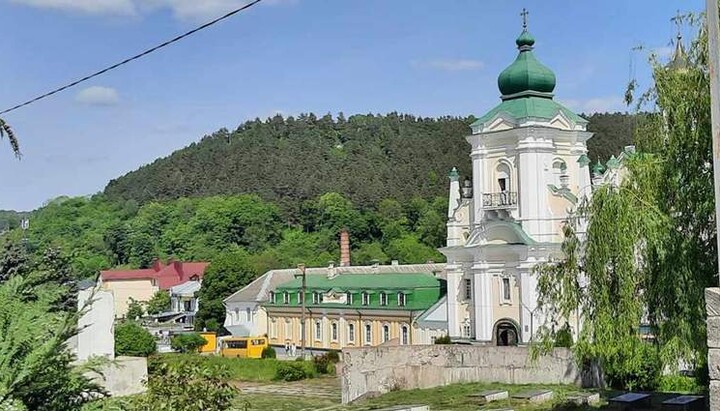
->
471 96 587 129
275 272 440 291
498 30 555 96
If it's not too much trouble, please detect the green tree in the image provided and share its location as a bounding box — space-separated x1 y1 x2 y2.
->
385 234 444 264
195 251 258 331
114 321 156 357
146 290 170 315
125 298 145 320
170 333 208 353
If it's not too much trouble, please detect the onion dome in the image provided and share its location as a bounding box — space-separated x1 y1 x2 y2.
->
497 29 556 99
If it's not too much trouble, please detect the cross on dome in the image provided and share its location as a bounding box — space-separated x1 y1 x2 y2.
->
521 8 529 30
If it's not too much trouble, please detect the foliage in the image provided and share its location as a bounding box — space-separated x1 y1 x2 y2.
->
150 354 286 382
170 333 208 354
0 244 105 410
534 12 713 390
261 346 277 359
434 335 451 344
312 352 337 375
146 290 170 315
125 298 145 320
140 361 236 411
0 118 20 158
114 322 156 357
553 323 574 348
658 374 704 394
195 250 259 331
274 362 313 382
325 350 340 363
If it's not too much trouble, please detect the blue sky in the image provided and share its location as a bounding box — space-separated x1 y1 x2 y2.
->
0 0 699 211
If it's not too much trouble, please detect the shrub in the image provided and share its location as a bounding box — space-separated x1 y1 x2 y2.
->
125 298 145 320
313 352 339 374
140 361 236 410
170 333 208 353
554 323 574 348
326 350 340 363
658 374 703 394
274 362 308 381
114 321 156 357
434 335 451 344
261 346 277 359
604 343 662 391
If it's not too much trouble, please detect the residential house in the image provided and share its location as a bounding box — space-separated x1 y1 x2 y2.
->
100 260 208 318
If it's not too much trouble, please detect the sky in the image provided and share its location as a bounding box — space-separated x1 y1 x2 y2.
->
0 0 701 211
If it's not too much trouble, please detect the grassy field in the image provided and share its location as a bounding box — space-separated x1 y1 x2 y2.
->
151 353 316 382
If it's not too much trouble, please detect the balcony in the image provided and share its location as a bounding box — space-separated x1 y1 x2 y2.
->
482 192 518 209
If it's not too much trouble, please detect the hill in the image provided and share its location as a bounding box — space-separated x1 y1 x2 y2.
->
103 112 635 218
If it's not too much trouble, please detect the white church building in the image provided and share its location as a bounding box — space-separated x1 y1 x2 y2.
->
436 22 594 345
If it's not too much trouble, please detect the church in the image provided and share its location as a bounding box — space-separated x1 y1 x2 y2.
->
435 16 594 345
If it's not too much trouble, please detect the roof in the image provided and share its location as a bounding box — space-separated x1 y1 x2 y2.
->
471 96 587 130
275 273 439 291
100 260 209 290
224 263 446 305
170 281 201 297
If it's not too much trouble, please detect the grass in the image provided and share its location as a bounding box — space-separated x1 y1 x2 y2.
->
151 353 298 382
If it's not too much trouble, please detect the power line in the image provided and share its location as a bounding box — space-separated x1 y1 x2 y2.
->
0 0 263 115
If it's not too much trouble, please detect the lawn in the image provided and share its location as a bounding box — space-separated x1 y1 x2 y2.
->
151 353 296 382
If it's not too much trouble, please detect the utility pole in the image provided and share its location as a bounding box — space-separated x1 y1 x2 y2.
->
296 263 307 358
708 0 720 285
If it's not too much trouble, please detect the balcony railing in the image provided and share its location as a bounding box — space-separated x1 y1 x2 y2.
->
482 192 518 209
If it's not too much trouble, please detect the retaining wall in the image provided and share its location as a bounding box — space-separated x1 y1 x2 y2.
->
341 345 581 404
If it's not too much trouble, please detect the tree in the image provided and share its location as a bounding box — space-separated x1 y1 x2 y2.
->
147 290 171 315
534 13 712 388
114 321 156 357
170 333 208 353
195 251 258 332
126 298 145 320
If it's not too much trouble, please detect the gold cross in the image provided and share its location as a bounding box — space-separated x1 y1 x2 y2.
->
521 8 529 29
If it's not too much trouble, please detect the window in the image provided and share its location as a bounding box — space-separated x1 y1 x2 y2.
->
401 325 409 345
315 320 322 340
283 292 290 304
297 292 304 304
346 292 353 305
246 307 252 322
269 319 277 338
502 277 511 301
379 292 388 306
348 323 355 343
312 292 323 304
234 307 240 322
365 323 372 344
285 319 292 339
270 291 276 304
463 323 472 338
397 292 406 307
382 324 390 342
331 322 338 341
362 292 370 306
464 279 472 300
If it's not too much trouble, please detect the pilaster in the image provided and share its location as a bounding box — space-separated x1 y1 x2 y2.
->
473 267 493 342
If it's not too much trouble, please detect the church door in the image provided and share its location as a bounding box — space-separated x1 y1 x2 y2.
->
495 321 519 346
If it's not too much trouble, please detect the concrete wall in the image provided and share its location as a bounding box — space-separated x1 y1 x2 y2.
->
341 345 580 404
86 356 148 397
76 287 115 361
707 288 720 411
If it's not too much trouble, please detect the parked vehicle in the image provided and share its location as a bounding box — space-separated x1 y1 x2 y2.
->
220 336 268 358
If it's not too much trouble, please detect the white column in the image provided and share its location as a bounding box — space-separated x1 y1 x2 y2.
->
473 268 493 342
471 151 486 227
446 267 463 338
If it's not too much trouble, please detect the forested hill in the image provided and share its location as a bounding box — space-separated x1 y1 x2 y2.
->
104 112 634 214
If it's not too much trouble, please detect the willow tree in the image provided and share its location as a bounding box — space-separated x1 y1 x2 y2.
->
534 12 715 388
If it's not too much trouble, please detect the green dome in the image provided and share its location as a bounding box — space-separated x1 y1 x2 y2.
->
498 30 556 97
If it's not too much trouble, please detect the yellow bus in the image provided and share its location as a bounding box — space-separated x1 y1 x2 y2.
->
220 336 268 359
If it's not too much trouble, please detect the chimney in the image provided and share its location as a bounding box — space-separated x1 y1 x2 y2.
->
340 229 351 267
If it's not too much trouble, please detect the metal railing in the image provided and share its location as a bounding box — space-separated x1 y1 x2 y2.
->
482 192 518 209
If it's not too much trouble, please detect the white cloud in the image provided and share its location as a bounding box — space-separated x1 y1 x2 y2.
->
561 96 626 114
9 0 136 15
10 0 296 20
414 59 485 72
75 86 120 106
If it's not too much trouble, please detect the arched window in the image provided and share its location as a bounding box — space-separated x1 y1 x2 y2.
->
315 320 322 341
496 162 512 193
401 325 409 345
246 307 252 322
364 323 372 344
348 323 355 343
331 322 338 341
382 324 390 343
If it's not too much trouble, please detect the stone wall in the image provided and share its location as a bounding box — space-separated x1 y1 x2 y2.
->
707 288 720 411
340 345 581 404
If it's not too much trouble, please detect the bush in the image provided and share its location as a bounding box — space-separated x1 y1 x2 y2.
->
658 374 703 394
554 323 574 348
295 356 306 362
604 343 662 391
115 321 156 357
141 361 236 410
274 362 308 381
312 352 339 374
325 350 340 363
170 333 208 353
125 298 145 320
261 346 276 359
434 335 451 344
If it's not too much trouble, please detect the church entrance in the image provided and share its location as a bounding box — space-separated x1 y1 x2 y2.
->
494 320 519 346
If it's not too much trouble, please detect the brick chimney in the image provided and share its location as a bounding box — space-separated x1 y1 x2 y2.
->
340 229 351 267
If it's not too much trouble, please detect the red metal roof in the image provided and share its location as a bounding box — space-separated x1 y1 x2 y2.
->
100 260 209 290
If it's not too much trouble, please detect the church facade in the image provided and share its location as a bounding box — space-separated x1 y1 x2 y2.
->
438 23 594 345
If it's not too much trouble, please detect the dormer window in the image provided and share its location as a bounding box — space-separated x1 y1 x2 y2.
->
346 292 353 305
362 292 370 306
379 292 388 306
312 292 323 304
397 292 406 307
270 291 276 304
283 291 290 304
